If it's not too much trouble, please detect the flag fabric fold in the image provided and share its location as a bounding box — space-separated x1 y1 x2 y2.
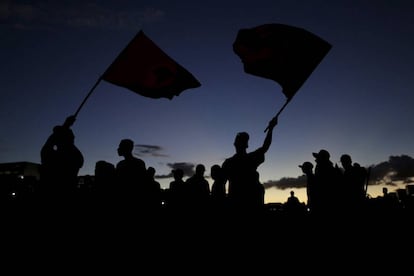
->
233 23 332 99
102 30 201 100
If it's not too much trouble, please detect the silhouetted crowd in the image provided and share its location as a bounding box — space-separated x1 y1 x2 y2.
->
2 115 413 229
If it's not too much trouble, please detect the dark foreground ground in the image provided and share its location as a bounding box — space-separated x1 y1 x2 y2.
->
2 200 413 274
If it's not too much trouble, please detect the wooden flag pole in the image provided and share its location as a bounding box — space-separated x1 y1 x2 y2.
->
74 77 103 118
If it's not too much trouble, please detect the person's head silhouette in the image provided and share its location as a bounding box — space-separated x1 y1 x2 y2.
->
299 161 314 174
312 149 330 161
234 132 249 151
117 139 134 158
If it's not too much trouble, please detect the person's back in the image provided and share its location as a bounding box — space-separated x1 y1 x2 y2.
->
352 163 368 204
284 191 303 215
222 134 263 212
93 160 115 212
167 169 188 212
299 161 317 212
210 164 227 208
186 164 210 211
222 117 277 213
313 149 342 214
340 154 368 213
144 166 162 211
115 139 147 209
287 191 300 204
380 187 400 215
40 115 84 206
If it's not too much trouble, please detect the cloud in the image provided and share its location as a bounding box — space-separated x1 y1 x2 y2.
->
134 144 168 157
167 162 195 177
155 162 195 179
123 143 414 191
263 175 307 190
263 154 414 190
0 1 165 30
369 155 414 184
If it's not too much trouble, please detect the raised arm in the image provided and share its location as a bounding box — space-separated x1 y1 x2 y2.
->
261 116 278 153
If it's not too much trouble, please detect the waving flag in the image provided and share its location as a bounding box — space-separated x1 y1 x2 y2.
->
233 23 332 99
102 30 201 100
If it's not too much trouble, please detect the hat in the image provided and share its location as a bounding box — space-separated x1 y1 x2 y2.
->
299 161 313 170
312 149 330 159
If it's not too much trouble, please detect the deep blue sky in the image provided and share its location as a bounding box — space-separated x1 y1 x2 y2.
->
1 0 413 203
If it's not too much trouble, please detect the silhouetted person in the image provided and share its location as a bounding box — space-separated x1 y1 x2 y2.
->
222 117 277 214
115 138 147 211
284 190 304 215
40 115 84 209
145 166 162 212
379 187 400 216
299 161 316 213
210 165 226 198
186 164 211 213
312 149 342 215
167 168 188 213
339 154 368 214
94 160 116 210
210 164 228 213
254 171 265 208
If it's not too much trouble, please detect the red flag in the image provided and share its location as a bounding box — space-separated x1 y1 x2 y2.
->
233 23 332 99
102 30 201 100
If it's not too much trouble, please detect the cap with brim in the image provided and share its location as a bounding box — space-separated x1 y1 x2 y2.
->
299 161 313 169
312 149 330 159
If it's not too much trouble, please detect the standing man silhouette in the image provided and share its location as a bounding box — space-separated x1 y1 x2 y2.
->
299 161 317 213
221 117 278 214
115 138 147 211
40 115 84 208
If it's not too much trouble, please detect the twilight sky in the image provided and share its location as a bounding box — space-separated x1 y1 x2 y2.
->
1 0 414 203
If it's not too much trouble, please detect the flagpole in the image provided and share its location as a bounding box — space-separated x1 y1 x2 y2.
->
72 31 137 119
264 97 292 132
74 77 103 118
